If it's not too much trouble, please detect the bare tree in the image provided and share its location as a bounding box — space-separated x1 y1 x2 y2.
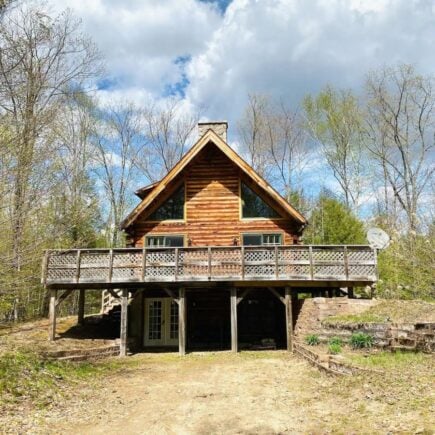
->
141 98 198 181
50 92 100 246
238 94 311 209
93 102 145 247
0 4 101 269
365 64 435 232
304 86 365 210
237 94 271 177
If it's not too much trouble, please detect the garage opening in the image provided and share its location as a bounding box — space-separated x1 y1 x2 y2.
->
187 290 231 350
238 289 286 350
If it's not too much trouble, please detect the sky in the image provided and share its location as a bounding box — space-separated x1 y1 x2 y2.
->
49 0 435 142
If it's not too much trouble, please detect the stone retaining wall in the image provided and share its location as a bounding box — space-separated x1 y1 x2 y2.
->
42 344 120 362
295 297 434 353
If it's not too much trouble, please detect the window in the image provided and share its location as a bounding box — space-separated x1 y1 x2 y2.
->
146 235 184 247
241 182 280 219
242 233 282 246
148 185 184 221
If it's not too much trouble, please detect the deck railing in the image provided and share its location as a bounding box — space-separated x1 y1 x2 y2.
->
42 245 377 286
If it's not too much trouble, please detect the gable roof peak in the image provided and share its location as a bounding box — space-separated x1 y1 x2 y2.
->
121 127 307 229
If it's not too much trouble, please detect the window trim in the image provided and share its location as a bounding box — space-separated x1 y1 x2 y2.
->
241 232 284 246
239 179 284 221
145 181 186 223
145 234 186 248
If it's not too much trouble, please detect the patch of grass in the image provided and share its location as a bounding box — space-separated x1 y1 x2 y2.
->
323 299 435 326
305 334 320 346
323 312 388 326
350 332 374 349
328 337 343 346
369 299 435 323
328 343 342 354
348 351 430 369
0 349 137 407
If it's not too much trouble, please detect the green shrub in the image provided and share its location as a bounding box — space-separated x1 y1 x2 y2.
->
305 334 320 346
328 343 342 354
350 332 374 349
328 337 343 346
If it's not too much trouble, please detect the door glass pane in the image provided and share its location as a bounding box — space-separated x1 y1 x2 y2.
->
170 301 179 339
148 301 162 340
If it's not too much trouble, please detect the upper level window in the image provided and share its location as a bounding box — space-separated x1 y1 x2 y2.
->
148 185 184 221
146 235 184 247
241 182 280 219
242 233 282 246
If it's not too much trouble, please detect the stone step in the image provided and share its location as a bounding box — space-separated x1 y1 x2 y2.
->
390 345 416 353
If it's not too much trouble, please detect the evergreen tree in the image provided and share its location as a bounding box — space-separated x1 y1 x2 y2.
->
303 193 366 245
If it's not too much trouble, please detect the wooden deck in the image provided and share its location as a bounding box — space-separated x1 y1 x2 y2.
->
42 245 377 289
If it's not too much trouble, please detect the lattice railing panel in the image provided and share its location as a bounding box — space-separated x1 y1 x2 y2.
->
180 249 209 279
312 249 345 262
244 247 275 278
313 264 346 278
278 247 310 263
145 250 176 281
112 251 142 282
349 265 376 279
347 249 374 262
278 264 311 278
43 246 377 285
46 252 76 282
211 248 242 278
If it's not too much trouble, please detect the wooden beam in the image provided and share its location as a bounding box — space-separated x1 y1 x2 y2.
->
285 287 293 352
267 287 285 305
108 288 121 299
179 288 186 356
48 289 57 341
75 250 82 284
78 289 85 325
230 288 238 352
162 287 180 305
55 289 74 308
237 288 251 305
120 289 128 357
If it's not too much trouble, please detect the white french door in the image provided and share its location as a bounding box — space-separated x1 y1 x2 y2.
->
144 298 179 346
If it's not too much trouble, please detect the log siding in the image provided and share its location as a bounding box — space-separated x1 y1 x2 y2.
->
129 144 301 247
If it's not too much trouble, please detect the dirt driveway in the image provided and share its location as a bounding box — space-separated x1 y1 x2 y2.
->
38 351 433 434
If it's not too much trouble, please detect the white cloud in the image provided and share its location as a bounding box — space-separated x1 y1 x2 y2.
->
48 0 435 141
185 0 435 135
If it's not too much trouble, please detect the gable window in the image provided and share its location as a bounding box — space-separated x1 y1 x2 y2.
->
242 233 282 246
241 182 280 219
148 185 185 221
146 235 184 247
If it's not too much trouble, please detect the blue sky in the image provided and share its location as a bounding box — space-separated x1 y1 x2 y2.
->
53 0 435 143
49 0 435 211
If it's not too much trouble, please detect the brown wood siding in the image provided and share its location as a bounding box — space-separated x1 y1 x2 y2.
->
129 144 300 247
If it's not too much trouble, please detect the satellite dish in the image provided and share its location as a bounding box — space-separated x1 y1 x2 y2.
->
367 227 390 250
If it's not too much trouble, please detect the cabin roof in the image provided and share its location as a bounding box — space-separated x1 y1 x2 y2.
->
121 129 307 229
135 181 159 200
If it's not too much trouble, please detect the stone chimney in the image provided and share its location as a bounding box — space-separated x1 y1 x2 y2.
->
198 121 228 142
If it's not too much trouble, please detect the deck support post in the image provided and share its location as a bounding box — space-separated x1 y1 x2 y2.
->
285 287 293 352
78 289 85 325
348 287 354 299
179 288 186 356
48 289 57 341
230 288 238 353
120 289 128 357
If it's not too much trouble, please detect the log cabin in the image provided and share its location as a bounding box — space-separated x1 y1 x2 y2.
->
41 122 377 356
